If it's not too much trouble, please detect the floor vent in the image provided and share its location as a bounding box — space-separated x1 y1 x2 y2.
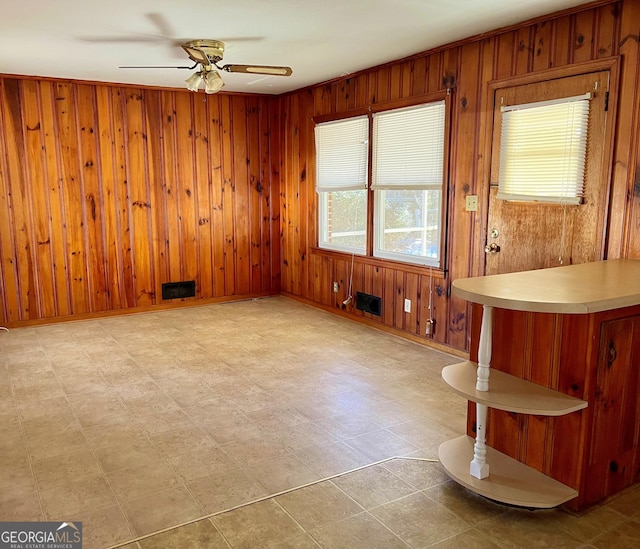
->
162 280 196 300
356 291 382 316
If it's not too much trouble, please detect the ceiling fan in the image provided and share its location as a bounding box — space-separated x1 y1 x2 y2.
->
120 39 293 94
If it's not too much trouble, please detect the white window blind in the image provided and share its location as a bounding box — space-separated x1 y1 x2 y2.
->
371 101 445 190
498 94 591 204
314 116 369 192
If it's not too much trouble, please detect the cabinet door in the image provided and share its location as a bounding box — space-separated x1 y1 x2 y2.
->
587 315 640 500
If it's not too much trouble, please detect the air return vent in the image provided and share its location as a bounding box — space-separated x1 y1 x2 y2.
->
356 291 382 316
162 280 196 300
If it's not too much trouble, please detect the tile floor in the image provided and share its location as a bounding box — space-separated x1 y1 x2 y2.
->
1 297 639 549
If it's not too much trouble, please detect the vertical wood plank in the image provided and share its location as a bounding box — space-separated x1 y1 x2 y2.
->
111 87 136 308
125 89 154 305
175 92 199 287
0 79 21 322
193 94 213 298
77 84 109 312
54 81 90 314
95 85 122 310
21 81 54 318
220 94 236 295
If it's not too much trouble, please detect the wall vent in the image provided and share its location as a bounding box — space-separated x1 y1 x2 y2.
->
355 291 382 316
162 280 196 300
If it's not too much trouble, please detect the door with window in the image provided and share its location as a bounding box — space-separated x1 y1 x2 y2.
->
485 71 611 275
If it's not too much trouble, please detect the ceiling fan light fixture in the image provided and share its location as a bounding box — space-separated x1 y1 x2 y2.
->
203 70 225 94
185 72 203 92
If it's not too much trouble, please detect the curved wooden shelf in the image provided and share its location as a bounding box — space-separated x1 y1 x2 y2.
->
452 259 640 313
442 361 587 416
438 436 578 508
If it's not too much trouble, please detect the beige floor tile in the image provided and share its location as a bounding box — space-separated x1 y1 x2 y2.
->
219 434 292 466
591 519 640 549
386 419 460 452
17 395 75 420
73 397 133 429
423 480 506 525
249 453 322 494
294 441 371 477
549 504 628 543
27 428 93 462
40 471 118 519
604 484 640 518
332 464 417 509
21 408 81 439
424 527 504 549
313 413 382 440
481 507 586 549
94 438 164 472
32 449 102 489
382 458 449 490
107 460 183 503
310 511 411 549
187 467 269 514
138 518 230 549
150 425 217 457
122 393 182 417
342 429 419 461
83 422 149 449
244 406 310 432
369 492 467 549
168 446 238 483
275 481 364 531
81 504 135 549
213 499 315 549
122 485 204 537
0 486 44 521
0 456 35 491
198 415 264 445
269 422 339 452
135 408 199 436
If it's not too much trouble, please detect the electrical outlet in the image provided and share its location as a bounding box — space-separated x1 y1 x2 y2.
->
333 281 339 293
465 195 478 212
404 298 411 313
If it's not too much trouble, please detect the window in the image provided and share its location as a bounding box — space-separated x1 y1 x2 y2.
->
498 94 591 204
372 101 446 265
315 116 369 254
315 98 448 267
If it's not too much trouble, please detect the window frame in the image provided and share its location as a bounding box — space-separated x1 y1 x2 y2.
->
313 92 451 270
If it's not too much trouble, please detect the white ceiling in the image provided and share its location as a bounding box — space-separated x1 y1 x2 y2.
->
1 0 594 95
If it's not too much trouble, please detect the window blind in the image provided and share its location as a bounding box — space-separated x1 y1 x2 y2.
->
498 94 591 204
371 101 445 190
314 116 369 192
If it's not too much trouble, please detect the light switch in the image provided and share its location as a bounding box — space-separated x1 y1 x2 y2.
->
465 195 478 212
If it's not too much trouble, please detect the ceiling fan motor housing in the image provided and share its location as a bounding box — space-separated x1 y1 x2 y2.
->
182 39 225 66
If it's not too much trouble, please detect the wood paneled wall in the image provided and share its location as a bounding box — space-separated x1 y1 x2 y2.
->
278 0 640 352
0 80 281 325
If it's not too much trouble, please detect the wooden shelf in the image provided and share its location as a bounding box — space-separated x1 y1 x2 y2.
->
438 436 578 508
452 259 640 313
442 361 587 416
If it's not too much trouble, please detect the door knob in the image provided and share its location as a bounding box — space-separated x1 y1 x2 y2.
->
484 243 500 254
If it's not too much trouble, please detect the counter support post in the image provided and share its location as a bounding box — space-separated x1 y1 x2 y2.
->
470 305 492 479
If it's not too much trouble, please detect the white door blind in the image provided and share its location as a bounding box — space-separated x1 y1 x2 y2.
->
498 94 591 204
314 116 369 192
371 101 445 190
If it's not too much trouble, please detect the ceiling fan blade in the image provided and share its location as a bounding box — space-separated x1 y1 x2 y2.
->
80 36 165 43
118 64 197 69
146 12 174 38
221 64 293 76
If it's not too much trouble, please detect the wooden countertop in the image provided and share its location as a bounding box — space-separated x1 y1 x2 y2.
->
452 259 640 313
